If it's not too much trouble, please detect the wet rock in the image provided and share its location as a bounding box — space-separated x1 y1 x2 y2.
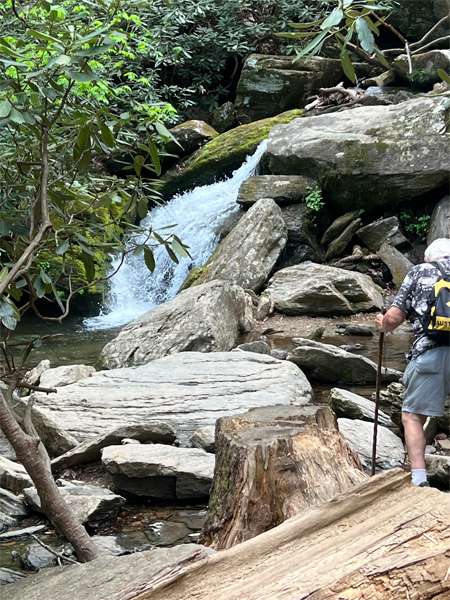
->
23 481 125 527
427 195 450 243
329 388 392 425
338 418 404 471
39 365 96 389
289 339 401 384
3 544 215 600
180 198 287 293
166 120 218 156
267 96 450 211
145 520 191 546
234 340 271 355
393 50 450 89
0 567 26 585
377 243 414 288
236 175 316 207
342 325 374 336
51 423 176 472
31 352 313 445
102 444 215 500
0 457 32 494
208 102 237 134
265 263 383 316
356 217 410 252
19 542 58 571
190 426 215 454
99 280 255 369
425 454 450 489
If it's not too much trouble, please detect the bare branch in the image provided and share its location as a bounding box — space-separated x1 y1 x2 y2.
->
411 35 450 55
31 535 79 565
410 15 450 49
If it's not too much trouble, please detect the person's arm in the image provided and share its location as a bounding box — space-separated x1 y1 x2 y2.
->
375 306 407 332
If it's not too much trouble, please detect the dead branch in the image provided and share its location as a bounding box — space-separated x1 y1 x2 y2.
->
30 534 79 565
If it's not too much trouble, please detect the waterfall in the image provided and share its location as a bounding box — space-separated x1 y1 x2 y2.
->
84 140 267 330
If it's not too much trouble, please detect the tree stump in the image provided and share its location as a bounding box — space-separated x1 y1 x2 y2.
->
200 404 367 549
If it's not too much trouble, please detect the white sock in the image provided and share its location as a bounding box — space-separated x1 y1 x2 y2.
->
411 469 427 486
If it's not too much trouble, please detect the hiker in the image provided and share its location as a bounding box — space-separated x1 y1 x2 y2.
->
375 237 450 487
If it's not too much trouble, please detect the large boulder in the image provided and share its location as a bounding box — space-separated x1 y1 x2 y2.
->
180 198 287 293
101 444 215 500
166 120 218 156
288 339 402 385
377 243 414 288
356 217 410 252
427 195 450 243
236 175 316 206
99 280 254 369
393 50 450 89
235 54 372 123
264 263 383 316
329 388 392 426
267 96 450 211
159 109 305 200
30 352 313 447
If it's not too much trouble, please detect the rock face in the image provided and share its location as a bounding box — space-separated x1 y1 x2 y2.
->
289 339 402 385
3 544 214 600
200 405 367 549
23 481 125 527
166 120 218 156
30 352 313 447
180 198 287 293
264 263 383 316
267 96 450 211
356 217 410 252
235 54 347 122
236 175 316 206
99 280 254 369
159 109 304 200
393 50 450 88
428 195 450 243
338 418 405 471
102 444 215 500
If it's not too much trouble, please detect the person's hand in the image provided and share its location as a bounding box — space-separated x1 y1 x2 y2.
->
375 313 385 332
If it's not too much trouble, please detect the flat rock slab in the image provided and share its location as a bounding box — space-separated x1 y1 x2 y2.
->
3 544 214 600
338 418 404 471
329 388 392 426
31 352 313 447
102 444 215 500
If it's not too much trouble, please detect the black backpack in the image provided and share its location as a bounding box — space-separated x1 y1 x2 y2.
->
420 261 450 345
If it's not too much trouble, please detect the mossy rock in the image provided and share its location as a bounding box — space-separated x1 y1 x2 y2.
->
159 109 306 200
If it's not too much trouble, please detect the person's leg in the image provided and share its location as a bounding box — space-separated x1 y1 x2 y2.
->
402 411 428 484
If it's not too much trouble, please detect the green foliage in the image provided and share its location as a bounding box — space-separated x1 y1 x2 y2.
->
0 0 190 331
400 212 430 242
305 185 325 212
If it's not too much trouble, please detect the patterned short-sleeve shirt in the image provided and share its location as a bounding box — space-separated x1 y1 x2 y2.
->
392 257 450 359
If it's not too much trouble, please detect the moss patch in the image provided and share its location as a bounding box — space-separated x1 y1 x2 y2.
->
159 109 305 199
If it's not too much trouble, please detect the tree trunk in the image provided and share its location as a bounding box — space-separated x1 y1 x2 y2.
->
129 469 450 600
200 404 367 549
0 389 99 562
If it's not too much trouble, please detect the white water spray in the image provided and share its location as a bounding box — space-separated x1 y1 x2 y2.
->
84 140 267 330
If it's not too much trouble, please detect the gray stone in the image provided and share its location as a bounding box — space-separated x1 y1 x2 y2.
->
329 388 392 426
0 525 47 540
0 456 32 494
289 339 402 385
271 349 288 360
0 430 16 461
31 351 313 446
377 243 414 288
0 568 26 585
280 203 320 250
267 96 450 211
255 295 273 321
342 325 374 336
338 418 405 471
208 102 237 134
145 520 191 546
3 544 215 600
356 217 410 252
24 359 50 388
190 426 215 453
0 510 17 531
234 340 271 355
393 50 450 89
321 211 360 246
181 198 287 293
425 454 450 489
427 195 450 243
236 175 316 207
166 120 218 156
0 487 28 519
23 481 125 527
265 263 383 316
102 444 215 500
325 218 362 261
99 280 254 369
39 365 96 389
235 54 350 122
19 542 58 571
51 423 176 472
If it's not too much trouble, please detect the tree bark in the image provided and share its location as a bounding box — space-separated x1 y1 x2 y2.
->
200 404 367 549
0 388 99 561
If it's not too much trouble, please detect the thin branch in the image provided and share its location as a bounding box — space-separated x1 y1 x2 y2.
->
2 380 57 394
410 15 450 48
31 534 79 565
411 35 450 55
404 41 413 75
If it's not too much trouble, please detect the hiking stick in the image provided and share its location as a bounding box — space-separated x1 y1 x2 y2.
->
371 327 385 476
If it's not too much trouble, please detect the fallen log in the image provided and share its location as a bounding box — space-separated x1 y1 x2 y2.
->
200 404 367 549
129 469 450 600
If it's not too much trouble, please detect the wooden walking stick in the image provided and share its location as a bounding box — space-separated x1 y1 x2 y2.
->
371 316 386 476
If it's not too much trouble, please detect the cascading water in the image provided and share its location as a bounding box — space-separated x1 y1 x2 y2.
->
84 140 268 330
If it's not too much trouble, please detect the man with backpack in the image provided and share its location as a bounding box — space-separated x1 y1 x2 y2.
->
375 237 450 487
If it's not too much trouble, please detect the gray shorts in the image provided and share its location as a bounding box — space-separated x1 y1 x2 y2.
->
402 346 450 417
